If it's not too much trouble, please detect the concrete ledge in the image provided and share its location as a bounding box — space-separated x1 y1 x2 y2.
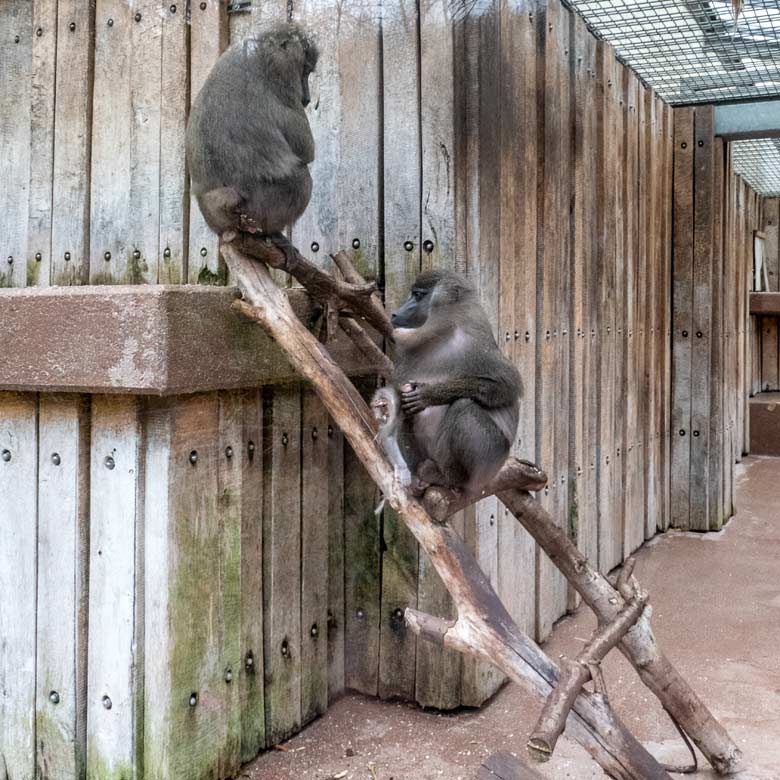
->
0 285 384 394
749 292 780 316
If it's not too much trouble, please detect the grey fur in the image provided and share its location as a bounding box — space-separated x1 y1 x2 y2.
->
390 270 523 499
185 23 319 237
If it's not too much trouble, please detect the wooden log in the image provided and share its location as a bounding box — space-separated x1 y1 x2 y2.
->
527 591 648 761
221 244 672 780
496 489 743 775
475 751 545 780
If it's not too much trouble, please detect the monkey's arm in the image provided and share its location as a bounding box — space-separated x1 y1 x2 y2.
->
401 374 520 415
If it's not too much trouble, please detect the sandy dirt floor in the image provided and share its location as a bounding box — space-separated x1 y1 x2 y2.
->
245 456 780 780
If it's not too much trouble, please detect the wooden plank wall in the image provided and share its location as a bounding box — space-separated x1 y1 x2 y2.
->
1 0 737 774
670 113 762 531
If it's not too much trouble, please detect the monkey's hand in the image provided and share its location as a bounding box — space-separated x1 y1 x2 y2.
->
395 464 413 488
400 383 429 416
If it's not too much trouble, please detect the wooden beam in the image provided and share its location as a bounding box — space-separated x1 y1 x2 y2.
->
0 285 385 394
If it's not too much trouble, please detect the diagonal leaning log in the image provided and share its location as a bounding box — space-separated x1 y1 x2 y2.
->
222 243 672 780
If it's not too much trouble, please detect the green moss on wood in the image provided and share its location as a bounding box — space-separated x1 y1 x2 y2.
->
0 270 13 288
86 746 134 780
196 264 228 286
26 258 40 286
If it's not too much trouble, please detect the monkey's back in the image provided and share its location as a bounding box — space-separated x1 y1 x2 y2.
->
186 41 315 234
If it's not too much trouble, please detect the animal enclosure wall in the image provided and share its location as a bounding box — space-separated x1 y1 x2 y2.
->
752 198 780 395
0 0 739 777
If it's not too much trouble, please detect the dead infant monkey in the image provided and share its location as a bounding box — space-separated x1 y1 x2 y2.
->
185 23 318 257
372 270 522 502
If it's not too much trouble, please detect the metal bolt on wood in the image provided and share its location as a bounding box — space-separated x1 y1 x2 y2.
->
189 692 198 707
245 652 254 671
51 453 60 466
189 450 198 464
352 238 360 249
310 624 319 637
2 450 11 462
311 242 319 252
35 253 41 261
224 668 233 683
49 691 60 704
104 456 115 469
102 695 112 709
224 445 233 458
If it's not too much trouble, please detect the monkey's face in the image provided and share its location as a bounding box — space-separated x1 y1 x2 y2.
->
391 285 432 331
274 29 318 107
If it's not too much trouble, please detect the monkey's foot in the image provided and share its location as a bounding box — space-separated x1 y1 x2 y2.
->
265 232 298 265
222 230 237 243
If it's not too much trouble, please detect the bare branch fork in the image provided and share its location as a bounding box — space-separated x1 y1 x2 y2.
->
221 240 742 778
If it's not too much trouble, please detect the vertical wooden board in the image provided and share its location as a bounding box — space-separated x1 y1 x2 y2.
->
143 394 241 778
301 392 329 722
239 390 265 759
50 0 94 287
510 0 539 637
671 107 694 529
0 1 32 288
596 47 619 573
378 0 421 702
88 396 141 780
158 2 189 284
383 0 421 309
336 0 381 283
621 73 637 555
762 318 779 390
648 95 664 539
262 386 302 745
292 0 340 266
89 0 131 282
568 15 588 610
709 139 725 529
535 0 567 637
723 151 734 519
326 420 345 702
553 1 571 624
36 396 89 780
689 106 714 531
26 0 58 288
0 393 37 779
465 0 505 699
764 198 779 291
343 402 382 696
581 30 599 569
188 0 228 284
414 0 466 708
662 103 674 531
91 0 163 285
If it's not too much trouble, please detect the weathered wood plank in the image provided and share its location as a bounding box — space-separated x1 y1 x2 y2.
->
327 419 346 702
378 0 421 702
87 396 141 779
188 0 228 284
143 393 241 777
90 0 161 285
661 103 674 532
26 0 57 288
761 317 779 390
414 0 465 708
301 392 330 722
0 393 37 779
51 0 94 287
671 107 694 529
0 1 32 288
36 395 89 780
622 74 640 555
343 386 382 695
535 0 569 637
689 106 714 531
596 44 618 572
159 2 189 284
508 0 539 638
709 138 725 529
239 390 265 759
262 386 302 744
764 198 779 291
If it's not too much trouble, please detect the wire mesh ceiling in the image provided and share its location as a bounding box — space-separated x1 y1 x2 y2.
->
564 0 780 106
731 139 780 196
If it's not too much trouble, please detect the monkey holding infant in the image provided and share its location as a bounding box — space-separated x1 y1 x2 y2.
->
372 270 522 502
